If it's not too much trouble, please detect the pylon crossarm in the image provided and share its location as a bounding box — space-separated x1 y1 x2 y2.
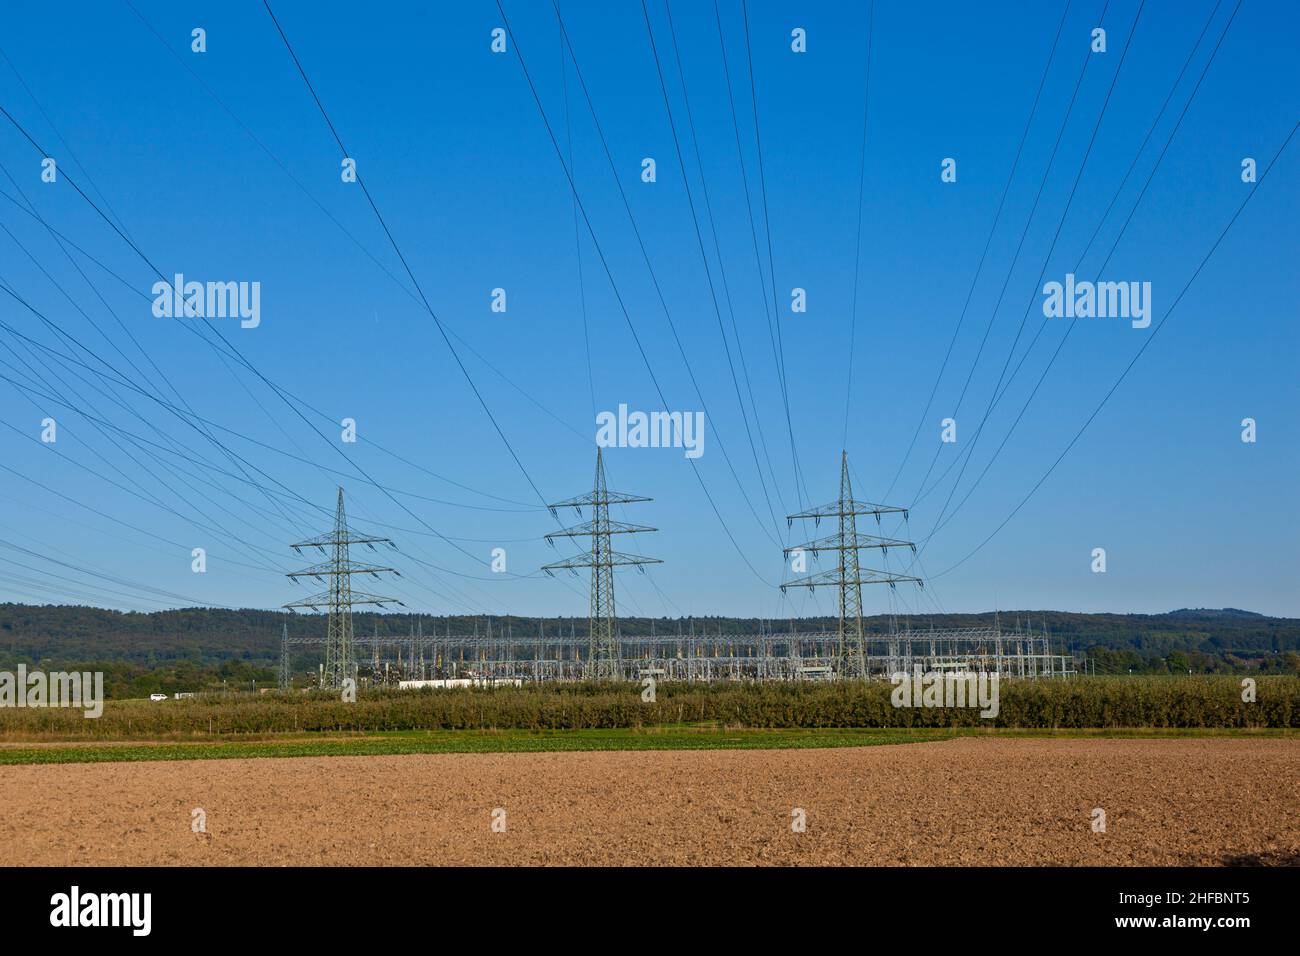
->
784 532 916 555
541 555 591 571
545 491 653 510
283 590 402 610
780 568 923 591
786 499 908 521
544 519 658 540
290 532 393 550
346 590 404 606
858 568 923 585
607 551 662 567
544 552 663 570
286 560 398 578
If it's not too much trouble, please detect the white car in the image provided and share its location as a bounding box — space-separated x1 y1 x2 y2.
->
149 694 168 702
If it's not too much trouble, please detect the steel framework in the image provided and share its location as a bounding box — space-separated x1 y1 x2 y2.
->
284 620 1075 683
282 487 403 689
278 618 290 690
781 451 922 676
541 449 661 678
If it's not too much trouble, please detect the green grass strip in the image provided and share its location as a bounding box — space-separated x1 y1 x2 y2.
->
0 727 957 764
0 724 1292 766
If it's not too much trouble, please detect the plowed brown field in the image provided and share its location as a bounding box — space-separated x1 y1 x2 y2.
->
2 737 1296 865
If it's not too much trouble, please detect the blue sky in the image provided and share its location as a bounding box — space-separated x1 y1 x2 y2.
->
0 0 1295 621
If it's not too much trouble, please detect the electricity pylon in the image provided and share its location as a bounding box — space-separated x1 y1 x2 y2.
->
278 618 290 690
542 449 661 679
781 451 922 677
283 487 404 689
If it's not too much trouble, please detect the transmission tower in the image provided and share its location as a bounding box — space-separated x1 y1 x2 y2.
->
278 618 291 690
781 451 921 677
283 487 404 689
542 449 661 679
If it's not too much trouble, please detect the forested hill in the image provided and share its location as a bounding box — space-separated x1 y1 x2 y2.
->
0 604 1297 672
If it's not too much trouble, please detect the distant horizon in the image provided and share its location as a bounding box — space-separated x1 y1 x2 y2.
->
1 600 1294 622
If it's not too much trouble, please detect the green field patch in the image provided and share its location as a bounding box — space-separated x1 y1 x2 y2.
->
0 726 954 765
0 724 1291 766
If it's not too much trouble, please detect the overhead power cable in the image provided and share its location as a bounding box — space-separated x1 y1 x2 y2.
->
930 118 1297 578
0 100 526 595
916 0 1237 553
921 0 1149 545
842 0 876 451
545 0 785 548
740 0 810 509
260 0 551 512
901 0 1116 513
122 0 591 458
643 0 784 542
880 0 1072 499
497 0 777 586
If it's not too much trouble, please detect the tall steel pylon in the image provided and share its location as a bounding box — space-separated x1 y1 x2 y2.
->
278 618 291 690
781 451 922 677
542 449 661 679
283 487 404 689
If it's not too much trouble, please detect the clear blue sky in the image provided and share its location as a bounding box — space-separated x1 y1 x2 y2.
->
0 0 1295 621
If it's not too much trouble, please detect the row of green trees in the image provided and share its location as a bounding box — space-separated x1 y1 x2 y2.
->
0 659 276 699
0 676 1294 738
1086 646 1300 675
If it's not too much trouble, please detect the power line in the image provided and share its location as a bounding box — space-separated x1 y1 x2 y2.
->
252 1 603 613
930 118 1297 578
122 0 592 458
917 0 1237 551
644 0 784 542
0 282 521 618
921 0 1148 545
0 535 231 608
545 0 784 548
740 0 810 509
0 191 587 610
497 0 776 586
0 196 321 549
0 477 280 579
555 2 598 427
842 0 875 451
260 0 551 513
0 337 299 571
0 101 529 597
901 0 1115 513
662 3 786 538
711 0 797 510
881 0 1073 500
0 289 309 568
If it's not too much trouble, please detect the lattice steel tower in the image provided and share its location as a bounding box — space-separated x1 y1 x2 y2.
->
283 487 404 689
781 451 921 677
542 449 661 679
278 618 291 690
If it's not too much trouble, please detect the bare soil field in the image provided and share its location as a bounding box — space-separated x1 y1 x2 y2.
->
1 737 1295 866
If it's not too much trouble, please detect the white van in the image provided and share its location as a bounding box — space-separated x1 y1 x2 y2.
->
149 693 168 702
